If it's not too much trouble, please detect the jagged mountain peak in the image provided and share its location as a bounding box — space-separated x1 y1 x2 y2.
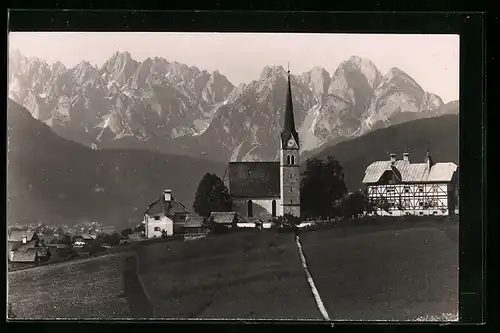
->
345 55 374 67
8 49 452 163
74 60 96 72
259 65 288 80
384 67 418 83
300 66 331 103
100 51 139 84
332 55 382 90
51 60 67 72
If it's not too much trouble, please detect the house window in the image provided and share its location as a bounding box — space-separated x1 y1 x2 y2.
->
272 200 277 217
419 202 424 206
419 212 424 216
247 200 253 217
404 186 410 193
154 216 161 220
418 186 424 192
154 227 161 231
290 186 293 192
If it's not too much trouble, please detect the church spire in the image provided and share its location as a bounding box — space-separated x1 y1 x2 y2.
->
281 66 299 148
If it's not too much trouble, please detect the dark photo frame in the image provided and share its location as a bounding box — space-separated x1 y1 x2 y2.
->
5 7 488 331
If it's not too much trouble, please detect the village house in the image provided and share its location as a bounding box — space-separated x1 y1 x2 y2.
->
94 226 118 235
143 189 190 238
8 230 39 247
72 233 97 247
8 231 50 263
38 234 69 249
224 70 301 221
209 212 241 229
362 151 458 216
183 215 210 239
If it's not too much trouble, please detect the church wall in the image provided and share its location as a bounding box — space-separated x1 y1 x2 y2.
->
280 148 301 217
232 197 282 221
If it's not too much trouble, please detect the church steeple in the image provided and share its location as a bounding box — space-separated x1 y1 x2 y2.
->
281 68 299 148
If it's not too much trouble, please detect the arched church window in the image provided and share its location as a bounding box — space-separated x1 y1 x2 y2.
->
287 155 291 165
291 155 295 165
247 200 253 217
272 200 276 217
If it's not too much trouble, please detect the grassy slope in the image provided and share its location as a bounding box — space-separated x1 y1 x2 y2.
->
136 230 321 319
300 218 459 321
7 253 130 319
7 99 226 227
8 218 459 321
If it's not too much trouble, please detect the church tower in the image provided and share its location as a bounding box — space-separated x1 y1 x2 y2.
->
280 69 301 218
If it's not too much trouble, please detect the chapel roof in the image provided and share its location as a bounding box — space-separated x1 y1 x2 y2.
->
227 162 281 198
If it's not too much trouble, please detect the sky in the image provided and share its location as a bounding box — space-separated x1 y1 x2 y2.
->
9 32 459 103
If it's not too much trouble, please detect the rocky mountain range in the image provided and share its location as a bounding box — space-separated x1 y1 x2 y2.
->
8 50 458 162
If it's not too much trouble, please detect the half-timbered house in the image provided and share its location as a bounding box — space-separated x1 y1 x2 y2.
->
362 151 458 216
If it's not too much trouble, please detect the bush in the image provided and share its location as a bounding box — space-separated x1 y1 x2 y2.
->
211 223 230 234
99 232 121 247
88 241 105 255
121 228 133 239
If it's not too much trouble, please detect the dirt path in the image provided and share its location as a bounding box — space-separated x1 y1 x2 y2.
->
295 234 330 320
122 255 155 318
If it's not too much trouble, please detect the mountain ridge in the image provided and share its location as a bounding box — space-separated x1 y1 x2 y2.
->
7 99 226 227
8 50 457 163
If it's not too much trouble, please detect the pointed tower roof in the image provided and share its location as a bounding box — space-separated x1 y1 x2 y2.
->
281 69 299 148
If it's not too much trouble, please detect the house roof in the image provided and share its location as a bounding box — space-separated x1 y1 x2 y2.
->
184 217 206 228
9 239 38 252
8 231 36 242
362 160 458 184
98 226 118 234
8 241 23 252
228 162 280 198
210 212 238 224
27 247 50 257
75 233 97 240
11 251 37 262
39 234 57 244
145 195 190 216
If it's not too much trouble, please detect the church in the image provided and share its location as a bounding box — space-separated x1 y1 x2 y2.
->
224 70 301 220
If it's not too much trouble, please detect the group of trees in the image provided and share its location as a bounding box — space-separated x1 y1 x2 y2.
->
301 157 375 220
193 173 233 218
301 156 348 219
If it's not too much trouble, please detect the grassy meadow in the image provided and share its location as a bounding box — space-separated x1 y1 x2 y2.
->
135 230 321 320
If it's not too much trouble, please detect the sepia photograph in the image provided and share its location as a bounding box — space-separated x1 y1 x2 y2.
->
7 32 459 321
